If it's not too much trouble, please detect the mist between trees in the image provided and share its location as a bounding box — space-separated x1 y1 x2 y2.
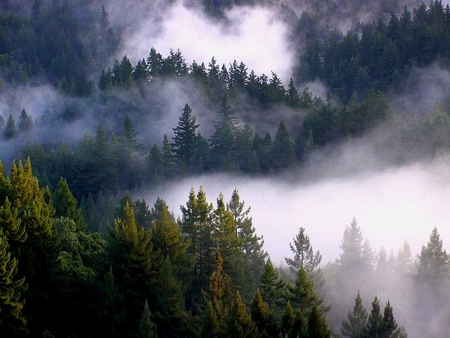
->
0 158 448 337
2 0 450 336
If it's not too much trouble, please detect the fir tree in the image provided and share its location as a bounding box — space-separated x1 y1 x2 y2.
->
341 291 368 338
172 104 200 170
285 227 324 288
4 115 17 139
289 311 307 338
281 301 295 337
307 305 330 338
17 109 33 132
260 258 285 312
53 178 86 231
250 289 278 338
366 295 384 337
139 300 157 338
0 228 27 336
226 291 256 338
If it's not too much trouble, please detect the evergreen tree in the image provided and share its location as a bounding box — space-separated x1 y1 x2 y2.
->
106 202 153 337
0 228 27 337
172 104 200 170
123 116 143 151
289 310 307 338
307 305 330 338
4 115 17 139
201 251 234 337
153 258 190 337
286 267 324 314
17 109 33 132
366 295 384 337
281 301 295 337
180 187 214 307
260 258 285 312
285 227 324 288
53 178 86 231
418 227 449 289
139 300 157 338
250 289 278 338
227 189 266 295
271 121 296 170
151 203 190 274
341 291 368 338
226 291 256 338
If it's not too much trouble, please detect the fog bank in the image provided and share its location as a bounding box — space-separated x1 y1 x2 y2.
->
144 154 450 266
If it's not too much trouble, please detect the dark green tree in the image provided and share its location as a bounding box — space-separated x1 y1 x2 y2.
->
4 115 17 139
281 301 295 337
172 104 200 170
341 291 368 338
17 109 33 132
366 295 383 338
139 299 157 338
225 291 256 338
250 289 278 337
260 258 285 312
307 305 330 338
285 227 324 288
53 178 86 231
0 228 27 336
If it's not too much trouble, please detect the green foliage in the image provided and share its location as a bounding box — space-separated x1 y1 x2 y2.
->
0 228 27 336
341 291 368 338
250 289 278 338
139 300 158 338
53 178 86 230
226 291 256 338
285 227 323 288
172 104 200 171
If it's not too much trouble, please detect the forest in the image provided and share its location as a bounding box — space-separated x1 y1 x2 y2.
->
1 0 450 337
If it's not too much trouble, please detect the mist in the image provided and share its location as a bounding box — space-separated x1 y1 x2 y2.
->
120 3 295 83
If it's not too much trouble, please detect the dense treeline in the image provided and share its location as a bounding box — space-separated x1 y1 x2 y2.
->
1 159 449 336
0 0 117 95
299 1 450 101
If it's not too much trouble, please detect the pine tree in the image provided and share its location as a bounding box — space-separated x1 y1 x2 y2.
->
418 227 449 289
260 258 285 312
180 187 215 307
285 227 324 288
289 310 307 338
0 228 27 336
123 116 143 151
250 289 278 338
341 291 368 338
172 104 200 170
53 178 86 231
139 300 157 338
153 258 190 337
281 301 295 337
226 291 256 338
204 251 234 330
227 189 266 292
366 295 384 337
17 109 33 132
107 202 153 337
4 115 17 139
307 305 330 338
286 267 324 315
271 121 296 170
151 204 190 274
